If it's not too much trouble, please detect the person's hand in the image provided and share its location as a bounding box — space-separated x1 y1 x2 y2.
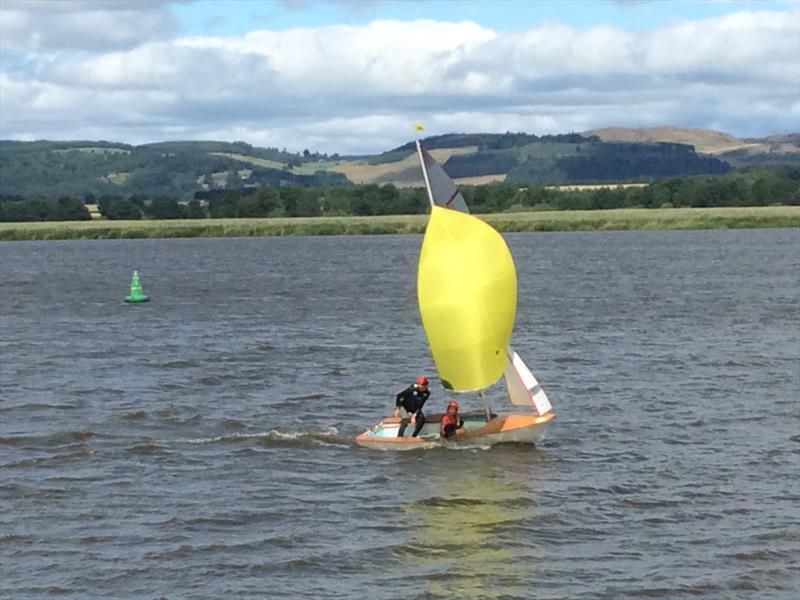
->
393 408 400 418
410 415 416 424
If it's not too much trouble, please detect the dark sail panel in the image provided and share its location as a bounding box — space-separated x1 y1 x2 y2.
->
419 144 470 214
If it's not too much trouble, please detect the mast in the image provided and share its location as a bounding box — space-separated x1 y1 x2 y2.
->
415 139 435 209
479 391 493 421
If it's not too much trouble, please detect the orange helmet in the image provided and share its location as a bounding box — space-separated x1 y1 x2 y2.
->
416 375 428 386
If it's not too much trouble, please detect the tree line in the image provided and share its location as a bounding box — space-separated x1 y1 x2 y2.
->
1 165 797 222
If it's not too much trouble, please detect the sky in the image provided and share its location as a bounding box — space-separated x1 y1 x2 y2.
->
1 0 798 155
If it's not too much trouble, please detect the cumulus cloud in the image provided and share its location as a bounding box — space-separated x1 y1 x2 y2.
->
176 19 497 97
0 0 181 52
0 3 797 154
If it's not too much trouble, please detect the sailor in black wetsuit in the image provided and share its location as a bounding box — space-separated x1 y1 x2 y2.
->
394 375 430 437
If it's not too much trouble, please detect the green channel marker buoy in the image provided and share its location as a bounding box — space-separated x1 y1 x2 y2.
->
124 270 150 303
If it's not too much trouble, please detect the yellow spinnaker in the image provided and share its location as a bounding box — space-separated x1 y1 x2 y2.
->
417 206 517 392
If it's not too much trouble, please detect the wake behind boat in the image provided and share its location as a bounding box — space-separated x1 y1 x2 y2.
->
355 132 555 451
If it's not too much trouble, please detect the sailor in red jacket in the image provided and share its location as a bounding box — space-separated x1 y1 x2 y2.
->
439 399 465 439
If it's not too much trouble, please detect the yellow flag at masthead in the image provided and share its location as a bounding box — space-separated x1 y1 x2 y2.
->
414 123 425 132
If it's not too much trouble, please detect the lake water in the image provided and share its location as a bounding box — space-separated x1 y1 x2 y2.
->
1 229 798 599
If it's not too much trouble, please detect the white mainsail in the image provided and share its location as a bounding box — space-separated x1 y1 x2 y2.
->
504 349 552 415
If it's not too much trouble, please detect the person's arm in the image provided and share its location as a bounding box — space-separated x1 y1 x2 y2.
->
394 388 407 417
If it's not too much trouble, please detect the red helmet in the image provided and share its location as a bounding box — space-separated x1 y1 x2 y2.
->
415 375 428 386
447 399 459 410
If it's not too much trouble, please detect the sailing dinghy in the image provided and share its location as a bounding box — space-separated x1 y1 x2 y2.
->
355 139 554 450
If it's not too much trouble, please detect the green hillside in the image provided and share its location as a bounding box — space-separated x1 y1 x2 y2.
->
1 129 796 200
0 140 349 200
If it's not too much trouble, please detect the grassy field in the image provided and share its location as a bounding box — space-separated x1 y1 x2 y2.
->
1 206 797 241
326 146 477 185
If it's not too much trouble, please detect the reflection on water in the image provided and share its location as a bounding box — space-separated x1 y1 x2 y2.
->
399 455 542 599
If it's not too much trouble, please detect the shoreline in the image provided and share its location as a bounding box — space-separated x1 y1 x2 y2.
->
1 206 798 241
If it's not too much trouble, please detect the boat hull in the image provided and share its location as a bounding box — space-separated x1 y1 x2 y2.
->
355 411 554 451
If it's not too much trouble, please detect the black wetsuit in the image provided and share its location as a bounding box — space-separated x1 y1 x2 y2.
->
395 384 429 437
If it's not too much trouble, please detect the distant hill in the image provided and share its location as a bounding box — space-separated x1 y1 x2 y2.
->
0 140 349 200
2 127 796 200
588 126 800 166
